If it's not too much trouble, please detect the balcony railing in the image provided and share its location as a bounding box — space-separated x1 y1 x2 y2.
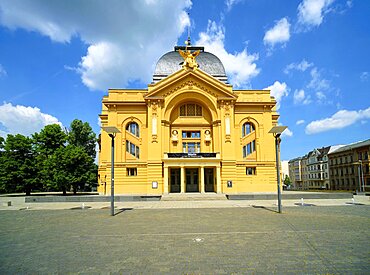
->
166 152 218 158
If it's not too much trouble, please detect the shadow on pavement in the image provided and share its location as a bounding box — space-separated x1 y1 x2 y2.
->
251 205 278 213
70 206 92 210
114 208 134 216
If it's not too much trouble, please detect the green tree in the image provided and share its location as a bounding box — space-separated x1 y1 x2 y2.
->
0 136 6 193
0 136 4 149
0 134 39 195
33 124 67 191
33 124 67 158
284 175 292 186
68 119 97 158
46 145 97 195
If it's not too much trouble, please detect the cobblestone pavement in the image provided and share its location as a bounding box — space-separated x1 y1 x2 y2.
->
0 206 369 274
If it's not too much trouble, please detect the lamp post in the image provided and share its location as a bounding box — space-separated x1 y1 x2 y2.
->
358 160 364 193
269 126 288 213
102 126 121 216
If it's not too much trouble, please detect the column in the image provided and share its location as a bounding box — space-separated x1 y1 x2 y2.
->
216 165 221 194
200 166 205 193
181 166 185 193
163 165 169 194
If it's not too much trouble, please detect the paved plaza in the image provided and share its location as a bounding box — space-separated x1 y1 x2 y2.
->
0 205 369 274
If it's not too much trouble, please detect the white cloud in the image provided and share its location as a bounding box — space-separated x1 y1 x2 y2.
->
0 0 192 91
281 128 293 137
225 0 243 11
308 68 329 90
284 59 313 74
196 20 260 88
296 119 305 125
316 91 326 103
294 89 311 105
264 81 289 110
263 17 290 47
305 107 370 134
0 103 62 137
297 0 335 30
0 64 7 77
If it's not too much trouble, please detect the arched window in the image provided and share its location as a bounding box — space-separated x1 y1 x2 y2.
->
126 122 139 137
179 103 202 116
242 122 255 137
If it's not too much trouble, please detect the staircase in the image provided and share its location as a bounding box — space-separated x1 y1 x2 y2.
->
161 193 227 201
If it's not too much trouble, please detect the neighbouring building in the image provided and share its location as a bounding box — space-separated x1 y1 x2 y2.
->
288 157 303 189
98 44 281 195
306 147 331 190
289 147 331 190
328 139 370 192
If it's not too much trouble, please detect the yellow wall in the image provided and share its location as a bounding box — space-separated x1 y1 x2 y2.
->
98 66 280 195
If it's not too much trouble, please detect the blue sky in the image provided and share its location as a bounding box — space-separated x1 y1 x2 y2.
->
0 0 369 161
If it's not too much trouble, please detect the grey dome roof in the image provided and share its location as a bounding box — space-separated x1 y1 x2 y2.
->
153 46 228 83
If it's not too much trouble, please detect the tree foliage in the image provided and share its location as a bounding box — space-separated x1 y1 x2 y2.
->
0 119 98 195
0 134 39 195
33 124 67 157
68 119 97 159
284 175 292 186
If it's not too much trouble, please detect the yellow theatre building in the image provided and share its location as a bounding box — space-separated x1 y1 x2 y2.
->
98 45 280 195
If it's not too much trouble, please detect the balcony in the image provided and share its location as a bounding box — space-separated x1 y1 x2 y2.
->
166 152 219 158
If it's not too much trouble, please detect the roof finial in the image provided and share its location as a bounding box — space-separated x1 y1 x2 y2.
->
185 12 191 47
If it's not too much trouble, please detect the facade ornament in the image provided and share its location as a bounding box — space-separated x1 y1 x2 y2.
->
171 130 178 142
204 130 211 142
178 49 200 69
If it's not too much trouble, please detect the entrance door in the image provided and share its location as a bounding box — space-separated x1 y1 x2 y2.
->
204 168 214 192
170 168 181 193
186 168 199 192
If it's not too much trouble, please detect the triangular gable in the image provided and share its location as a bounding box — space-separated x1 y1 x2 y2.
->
145 68 236 100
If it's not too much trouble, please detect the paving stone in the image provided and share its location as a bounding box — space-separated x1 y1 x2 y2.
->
0 206 369 274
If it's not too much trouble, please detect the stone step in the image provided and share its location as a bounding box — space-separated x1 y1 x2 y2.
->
161 193 227 201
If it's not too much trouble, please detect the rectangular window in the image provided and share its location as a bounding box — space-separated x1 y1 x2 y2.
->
182 131 200 138
180 105 186 116
247 143 251 155
127 168 137 176
242 140 256 158
188 142 195 153
246 167 256 175
126 140 139 158
187 104 195 116
182 142 201 153
195 104 202 116
192 131 200 138
136 146 140 159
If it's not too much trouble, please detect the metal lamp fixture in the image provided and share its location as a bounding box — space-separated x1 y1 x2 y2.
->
269 125 288 213
101 126 121 216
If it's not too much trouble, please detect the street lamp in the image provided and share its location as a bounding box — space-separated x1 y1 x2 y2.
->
269 125 287 213
102 126 121 216
358 160 365 193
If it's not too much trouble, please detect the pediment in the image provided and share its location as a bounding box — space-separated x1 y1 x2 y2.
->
145 68 237 101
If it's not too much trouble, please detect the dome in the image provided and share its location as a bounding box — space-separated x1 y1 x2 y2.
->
153 46 228 83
